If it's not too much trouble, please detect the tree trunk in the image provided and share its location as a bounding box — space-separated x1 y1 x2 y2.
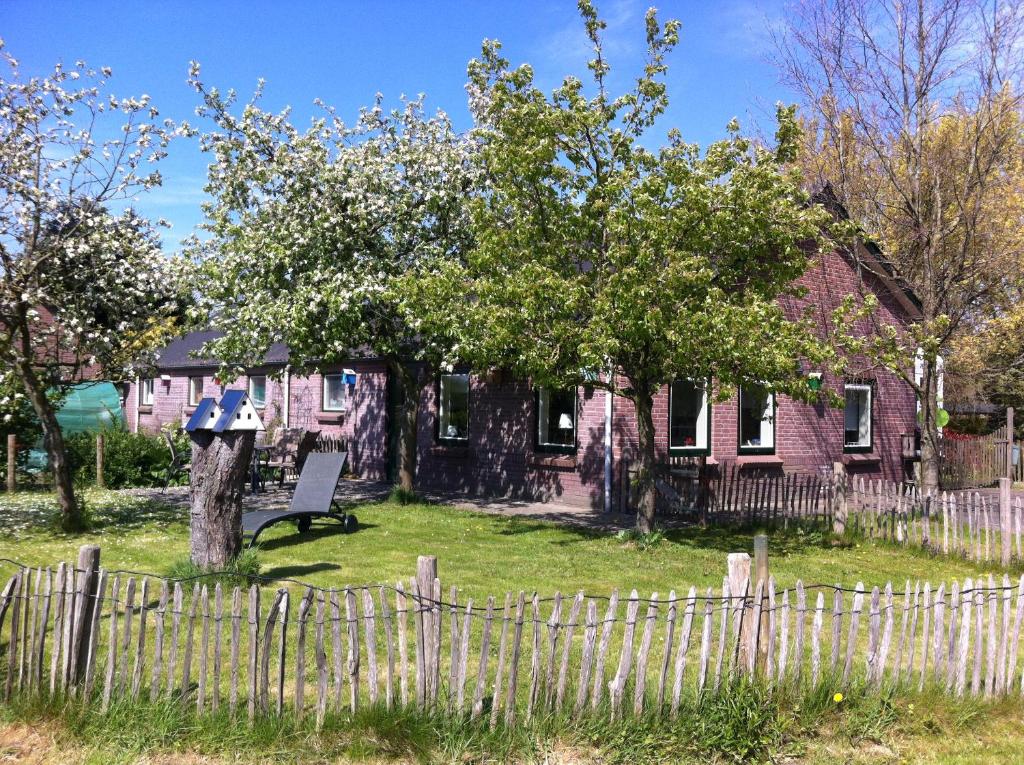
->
189 430 255 569
919 358 941 494
390 361 424 495
632 387 658 533
15 358 80 530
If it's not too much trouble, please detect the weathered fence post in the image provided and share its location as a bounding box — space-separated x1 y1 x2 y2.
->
95 434 105 490
5 434 15 493
754 534 769 669
832 462 848 534
727 552 752 673
72 544 101 687
1007 408 1015 480
415 555 438 705
1000 478 1013 567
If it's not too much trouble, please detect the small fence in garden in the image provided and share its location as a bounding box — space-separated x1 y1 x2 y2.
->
655 461 832 526
655 460 1023 567
847 477 1024 564
941 421 1018 490
3 548 1024 729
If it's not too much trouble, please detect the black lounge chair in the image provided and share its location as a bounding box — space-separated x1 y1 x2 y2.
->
242 451 357 547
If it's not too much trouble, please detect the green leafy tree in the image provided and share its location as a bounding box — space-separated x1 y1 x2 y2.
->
404 2 835 531
189 68 475 493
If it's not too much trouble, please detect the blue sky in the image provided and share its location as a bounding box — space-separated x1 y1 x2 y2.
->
2 0 792 250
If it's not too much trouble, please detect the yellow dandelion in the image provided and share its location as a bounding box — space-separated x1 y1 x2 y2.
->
833 692 844 703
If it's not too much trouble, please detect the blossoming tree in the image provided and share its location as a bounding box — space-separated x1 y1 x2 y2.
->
0 44 185 529
189 66 474 494
407 2 837 532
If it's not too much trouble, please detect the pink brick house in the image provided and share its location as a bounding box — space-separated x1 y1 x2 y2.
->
126 237 921 511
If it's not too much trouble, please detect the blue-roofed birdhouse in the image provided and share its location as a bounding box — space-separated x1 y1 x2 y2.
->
184 397 220 432
342 368 357 386
212 390 265 433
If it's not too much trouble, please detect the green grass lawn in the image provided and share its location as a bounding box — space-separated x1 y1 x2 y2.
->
0 487 1016 600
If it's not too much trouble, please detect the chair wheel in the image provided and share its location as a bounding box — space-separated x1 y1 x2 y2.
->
297 516 312 534
343 514 358 533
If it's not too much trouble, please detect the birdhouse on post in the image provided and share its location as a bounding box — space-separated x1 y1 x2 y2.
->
211 390 265 433
187 390 262 572
184 397 220 433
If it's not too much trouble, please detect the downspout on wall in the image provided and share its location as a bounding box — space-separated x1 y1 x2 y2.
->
133 376 141 433
283 365 291 428
604 368 613 513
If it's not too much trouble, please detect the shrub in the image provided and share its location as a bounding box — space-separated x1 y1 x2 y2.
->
67 427 186 489
615 528 665 551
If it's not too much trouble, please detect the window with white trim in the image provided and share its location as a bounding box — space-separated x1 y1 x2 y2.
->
248 375 267 408
438 373 470 442
141 378 154 407
738 386 775 452
188 376 203 407
536 387 577 452
322 374 346 412
844 383 873 450
669 379 709 453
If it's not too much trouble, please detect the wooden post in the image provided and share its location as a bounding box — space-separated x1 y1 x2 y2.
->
1007 409 1015 481
6 434 15 493
72 544 101 685
1001 477 1013 566
727 552 752 673
832 462 848 534
753 534 769 669
415 555 438 703
95 434 105 490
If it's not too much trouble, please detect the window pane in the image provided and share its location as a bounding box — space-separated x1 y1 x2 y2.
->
537 388 576 447
844 385 871 447
249 376 267 408
142 379 154 406
323 375 346 411
739 386 774 450
670 380 707 450
189 377 202 406
439 374 469 440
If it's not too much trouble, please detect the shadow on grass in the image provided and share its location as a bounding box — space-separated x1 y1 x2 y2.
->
255 522 379 552
0 492 187 538
260 561 343 580
660 524 849 558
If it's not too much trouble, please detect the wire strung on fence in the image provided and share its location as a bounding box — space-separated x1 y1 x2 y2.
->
2 553 1024 727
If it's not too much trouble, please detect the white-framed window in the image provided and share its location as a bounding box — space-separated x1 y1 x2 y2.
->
248 375 267 409
322 374 347 412
738 385 775 452
669 379 709 453
188 376 203 407
844 383 873 450
141 378 154 407
438 373 470 442
536 387 577 452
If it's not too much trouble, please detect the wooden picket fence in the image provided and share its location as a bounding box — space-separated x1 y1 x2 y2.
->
4 550 1024 727
656 462 831 526
847 477 1024 565
941 424 1015 490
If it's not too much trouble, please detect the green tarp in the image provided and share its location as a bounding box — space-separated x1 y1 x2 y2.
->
55 382 124 434
26 382 124 471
